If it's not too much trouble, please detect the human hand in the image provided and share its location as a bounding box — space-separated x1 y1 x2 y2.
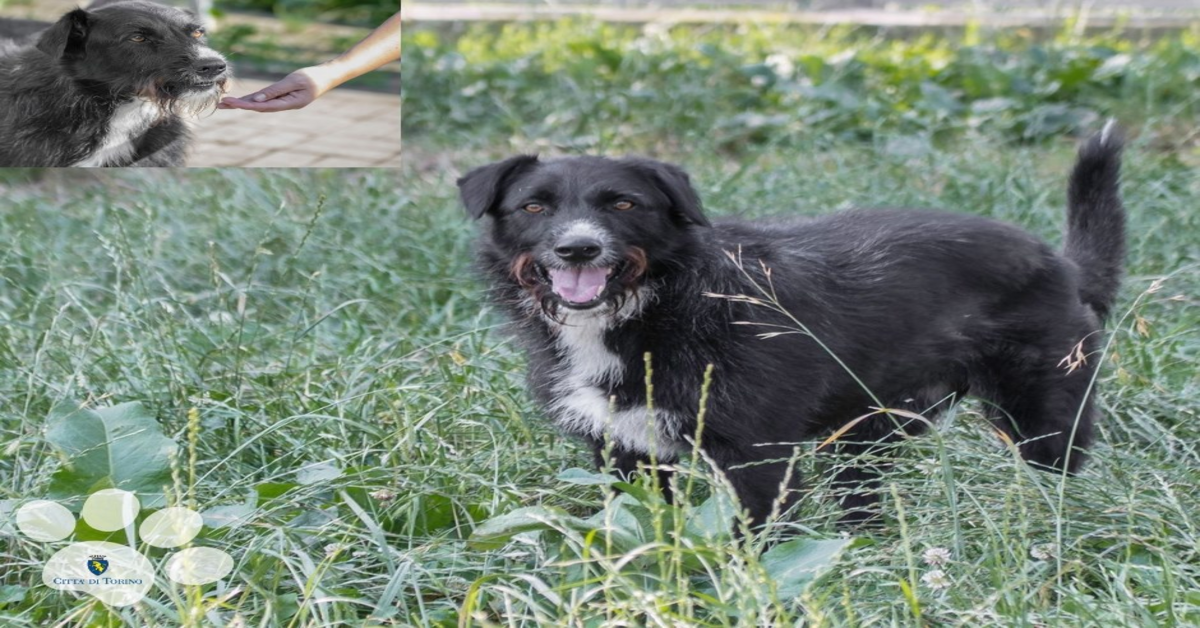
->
218 69 328 112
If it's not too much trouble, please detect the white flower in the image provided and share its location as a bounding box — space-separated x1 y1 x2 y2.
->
765 53 795 79
751 75 768 88
915 458 939 476
1030 543 1058 561
641 22 669 40
324 543 345 557
921 569 951 590
460 81 486 97
922 547 951 566
370 489 395 502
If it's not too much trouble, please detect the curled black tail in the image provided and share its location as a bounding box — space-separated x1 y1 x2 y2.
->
1065 122 1126 321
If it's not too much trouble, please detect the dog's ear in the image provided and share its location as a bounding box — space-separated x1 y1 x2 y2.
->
627 158 711 227
37 9 90 60
457 155 539 220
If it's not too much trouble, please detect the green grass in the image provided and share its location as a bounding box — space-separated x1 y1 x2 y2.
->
0 121 1197 627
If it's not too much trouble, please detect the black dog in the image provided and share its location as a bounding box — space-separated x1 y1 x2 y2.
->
460 129 1125 526
0 0 229 167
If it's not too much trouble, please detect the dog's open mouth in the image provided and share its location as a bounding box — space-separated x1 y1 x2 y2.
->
541 264 621 309
512 249 647 316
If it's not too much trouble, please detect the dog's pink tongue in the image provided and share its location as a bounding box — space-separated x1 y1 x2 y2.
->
548 267 608 303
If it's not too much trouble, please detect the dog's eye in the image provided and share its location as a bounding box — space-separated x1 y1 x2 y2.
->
522 203 545 214
613 201 635 211
129 35 147 43
192 29 205 39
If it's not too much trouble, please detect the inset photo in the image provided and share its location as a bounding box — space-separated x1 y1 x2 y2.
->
0 0 400 167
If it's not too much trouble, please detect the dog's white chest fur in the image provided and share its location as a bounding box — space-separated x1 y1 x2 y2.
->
547 303 681 457
72 99 159 167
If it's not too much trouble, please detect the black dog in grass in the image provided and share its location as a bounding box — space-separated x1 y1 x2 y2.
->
0 0 229 167
460 127 1125 526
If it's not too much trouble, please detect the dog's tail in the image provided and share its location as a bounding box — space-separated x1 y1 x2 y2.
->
1064 121 1126 321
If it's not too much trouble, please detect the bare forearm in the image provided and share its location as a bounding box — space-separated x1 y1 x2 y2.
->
306 11 401 96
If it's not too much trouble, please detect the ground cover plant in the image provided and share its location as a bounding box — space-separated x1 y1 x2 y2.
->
401 19 1200 153
216 0 396 26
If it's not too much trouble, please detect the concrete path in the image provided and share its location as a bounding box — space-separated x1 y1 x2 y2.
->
189 78 401 168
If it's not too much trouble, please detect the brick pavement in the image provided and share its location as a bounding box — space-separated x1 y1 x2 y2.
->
188 78 401 168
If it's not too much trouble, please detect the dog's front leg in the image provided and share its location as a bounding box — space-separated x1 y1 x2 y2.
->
588 438 675 504
719 446 802 529
130 120 190 167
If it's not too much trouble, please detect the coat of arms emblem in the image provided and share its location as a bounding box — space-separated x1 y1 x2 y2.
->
87 555 109 576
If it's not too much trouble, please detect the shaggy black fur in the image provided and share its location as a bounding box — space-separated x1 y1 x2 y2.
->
460 129 1125 526
0 0 229 167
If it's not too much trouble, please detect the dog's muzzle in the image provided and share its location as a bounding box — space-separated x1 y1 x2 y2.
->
176 54 229 91
148 51 230 115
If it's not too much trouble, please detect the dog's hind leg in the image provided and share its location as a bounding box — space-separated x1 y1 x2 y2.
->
978 356 1097 474
975 316 1100 474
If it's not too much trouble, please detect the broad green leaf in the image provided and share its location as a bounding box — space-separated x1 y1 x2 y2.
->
761 537 852 600
202 497 256 530
44 401 176 509
970 97 1018 114
684 492 737 541
586 493 646 543
918 81 963 114
469 506 640 553
295 461 341 485
556 468 618 486
255 482 299 505
409 493 457 535
610 480 657 506
0 584 26 605
469 506 579 550
0 499 16 535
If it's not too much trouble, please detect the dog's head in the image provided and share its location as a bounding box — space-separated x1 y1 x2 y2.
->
36 0 229 115
459 155 711 318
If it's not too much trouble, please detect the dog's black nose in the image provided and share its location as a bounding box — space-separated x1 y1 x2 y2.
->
554 238 602 263
194 59 227 78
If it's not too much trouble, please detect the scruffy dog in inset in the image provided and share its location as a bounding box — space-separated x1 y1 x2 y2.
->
460 128 1125 526
0 0 229 167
